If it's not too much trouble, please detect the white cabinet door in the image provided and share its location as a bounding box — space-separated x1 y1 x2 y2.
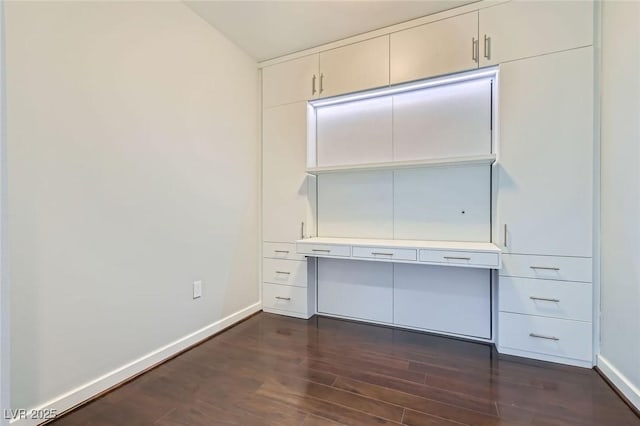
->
497 47 593 257
319 36 389 98
263 102 312 243
390 11 479 84
479 1 593 66
262 54 319 108
394 264 491 339
317 258 393 323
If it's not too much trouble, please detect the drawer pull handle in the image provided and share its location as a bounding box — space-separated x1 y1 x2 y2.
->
530 296 560 303
312 249 331 253
372 252 393 256
274 250 290 254
275 296 291 301
529 333 559 341
275 271 291 275
444 256 471 261
530 266 560 271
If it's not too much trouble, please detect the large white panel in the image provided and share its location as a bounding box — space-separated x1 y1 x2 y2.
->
317 258 393 323
394 165 490 241
318 171 393 238
479 1 593 66
316 96 392 167
263 102 311 243
497 48 593 256
393 79 492 161
390 11 479 84
393 264 491 339
319 36 390 98
262 54 318 108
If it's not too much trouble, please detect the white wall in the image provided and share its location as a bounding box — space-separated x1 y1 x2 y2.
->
5 0 259 417
599 0 640 409
0 1 8 423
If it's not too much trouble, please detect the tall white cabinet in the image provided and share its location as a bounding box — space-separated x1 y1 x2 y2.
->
496 47 594 367
260 0 596 368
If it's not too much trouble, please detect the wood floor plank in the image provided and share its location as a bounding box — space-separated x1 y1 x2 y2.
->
49 313 640 426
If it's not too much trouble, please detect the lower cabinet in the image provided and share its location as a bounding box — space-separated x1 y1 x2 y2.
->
393 264 491 339
498 312 593 366
497 257 593 367
316 259 492 339
262 249 316 319
317 258 393 323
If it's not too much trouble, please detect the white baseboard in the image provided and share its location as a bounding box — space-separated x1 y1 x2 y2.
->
598 355 640 411
10 302 262 426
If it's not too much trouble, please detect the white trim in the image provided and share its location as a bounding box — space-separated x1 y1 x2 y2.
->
598 355 640 410
0 1 9 424
258 0 510 68
9 302 262 426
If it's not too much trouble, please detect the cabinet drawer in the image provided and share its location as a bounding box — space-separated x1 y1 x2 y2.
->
499 277 592 322
500 254 592 282
263 242 306 261
297 242 351 257
263 258 307 287
352 246 416 262
499 312 592 362
262 283 308 314
419 250 499 268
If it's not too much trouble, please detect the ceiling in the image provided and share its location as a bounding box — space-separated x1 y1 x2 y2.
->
185 1 477 62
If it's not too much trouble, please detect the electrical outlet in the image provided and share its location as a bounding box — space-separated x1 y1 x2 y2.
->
193 280 202 299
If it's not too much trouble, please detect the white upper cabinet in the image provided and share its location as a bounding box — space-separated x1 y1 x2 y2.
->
262 102 312 242
262 54 319 108
318 36 390 98
497 47 593 257
390 12 479 84
479 1 593 66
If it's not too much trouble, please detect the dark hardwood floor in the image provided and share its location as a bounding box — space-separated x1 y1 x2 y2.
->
52 313 639 426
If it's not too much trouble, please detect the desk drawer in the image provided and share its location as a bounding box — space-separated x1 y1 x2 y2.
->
499 277 592 321
352 246 416 261
500 254 591 282
499 312 592 362
262 283 308 314
419 250 499 268
297 243 351 257
264 242 306 261
263 258 307 287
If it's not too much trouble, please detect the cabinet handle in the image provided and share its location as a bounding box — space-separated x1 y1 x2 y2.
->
275 296 291 301
274 250 289 254
301 221 304 239
372 252 394 256
312 74 317 95
529 296 560 303
319 73 324 94
483 35 491 60
530 266 560 271
311 249 331 253
275 271 291 275
503 224 508 247
529 333 559 341
444 256 471 261
472 37 479 63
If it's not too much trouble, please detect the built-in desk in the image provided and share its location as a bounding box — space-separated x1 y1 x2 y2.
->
297 237 502 269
